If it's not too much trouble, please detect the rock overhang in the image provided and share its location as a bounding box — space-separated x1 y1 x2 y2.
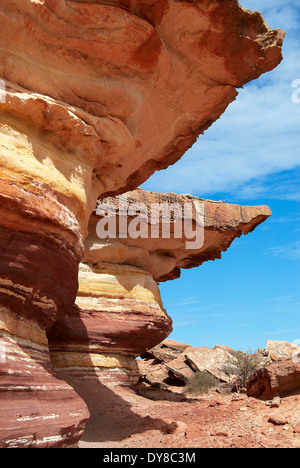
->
85 188 272 282
0 0 285 204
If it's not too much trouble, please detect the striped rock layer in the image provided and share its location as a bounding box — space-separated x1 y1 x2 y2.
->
48 262 171 386
48 189 271 386
0 309 89 448
0 0 283 448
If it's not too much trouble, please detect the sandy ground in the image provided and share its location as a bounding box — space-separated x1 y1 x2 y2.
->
58 373 300 449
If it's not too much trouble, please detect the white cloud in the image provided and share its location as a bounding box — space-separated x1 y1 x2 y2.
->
237 171 300 202
174 318 203 327
265 241 300 260
170 296 202 307
263 295 296 303
260 328 300 336
186 306 212 312
142 1 300 200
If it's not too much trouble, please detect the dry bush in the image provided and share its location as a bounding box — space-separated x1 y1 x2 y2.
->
184 371 219 395
226 349 262 389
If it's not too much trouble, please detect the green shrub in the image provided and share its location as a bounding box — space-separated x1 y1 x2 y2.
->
184 371 219 395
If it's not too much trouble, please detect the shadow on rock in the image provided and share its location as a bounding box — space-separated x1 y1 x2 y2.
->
56 371 174 443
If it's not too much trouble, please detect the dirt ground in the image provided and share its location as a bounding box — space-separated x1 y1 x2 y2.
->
60 373 300 449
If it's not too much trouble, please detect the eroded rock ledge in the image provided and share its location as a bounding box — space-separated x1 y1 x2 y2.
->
0 0 283 448
92 188 272 282
0 0 284 197
48 189 271 387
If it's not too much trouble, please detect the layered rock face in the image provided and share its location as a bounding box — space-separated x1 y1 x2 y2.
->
247 341 300 399
0 0 284 198
0 0 284 448
91 189 272 282
48 189 271 386
0 310 89 448
49 263 170 386
247 361 300 400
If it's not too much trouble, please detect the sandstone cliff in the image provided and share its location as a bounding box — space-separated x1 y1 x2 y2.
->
0 0 284 448
0 0 284 199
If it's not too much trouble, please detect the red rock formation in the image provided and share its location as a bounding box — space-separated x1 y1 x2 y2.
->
48 189 271 387
0 312 89 448
0 1 284 197
265 340 299 362
49 263 171 386
247 361 300 400
0 0 284 448
91 189 273 282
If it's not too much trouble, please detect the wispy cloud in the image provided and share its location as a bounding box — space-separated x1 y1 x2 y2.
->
170 296 201 307
263 295 296 304
260 328 300 336
174 318 204 327
142 0 300 201
186 306 212 312
265 241 300 260
173 312 224 327
237 171 300 202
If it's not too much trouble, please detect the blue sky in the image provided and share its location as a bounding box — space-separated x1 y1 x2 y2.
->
142 0 300 351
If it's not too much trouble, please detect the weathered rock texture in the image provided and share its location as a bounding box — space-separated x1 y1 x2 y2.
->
138 340 239 390
48 262 170 386
0 0 284 199
138 339 300 400
265 340 299 362
184 346 237 383
48 189 271 386
245 342 300 400
0 310 89 448
87 189 272 282
0 0 284 448
247 361 300 400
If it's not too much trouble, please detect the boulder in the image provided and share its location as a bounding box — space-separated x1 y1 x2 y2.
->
265 340 299 362
247 361 300 400
162 339 191 353
268 414 288 426
137 358 171 388
143 344 180 363
166 355 195 382
184 346 237 382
